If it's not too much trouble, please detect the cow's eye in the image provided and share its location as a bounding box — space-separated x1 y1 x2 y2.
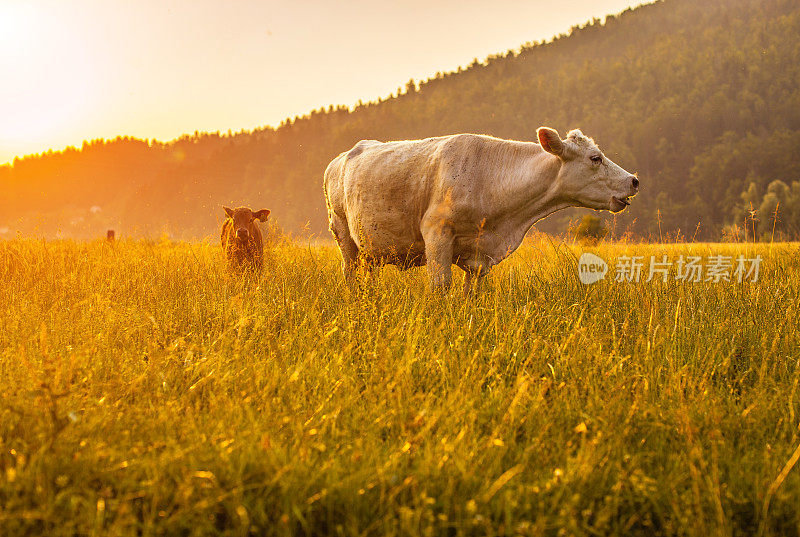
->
590 155 602 164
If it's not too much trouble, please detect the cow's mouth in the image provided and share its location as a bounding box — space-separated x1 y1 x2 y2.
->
611 196 631 212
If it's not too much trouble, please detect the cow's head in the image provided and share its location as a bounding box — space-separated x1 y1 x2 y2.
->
537 127 638 213
223 206 270 243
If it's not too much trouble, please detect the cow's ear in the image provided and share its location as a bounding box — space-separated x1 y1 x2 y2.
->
537 127 564 157
253 209 270 222
223 206 234 218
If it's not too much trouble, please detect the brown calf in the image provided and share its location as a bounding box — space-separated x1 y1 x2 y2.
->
221 206 270 272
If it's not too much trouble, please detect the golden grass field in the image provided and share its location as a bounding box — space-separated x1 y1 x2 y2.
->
1 239 799 536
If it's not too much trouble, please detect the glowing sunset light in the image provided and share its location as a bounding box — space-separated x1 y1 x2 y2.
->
1 0 644 164
0 3 99 157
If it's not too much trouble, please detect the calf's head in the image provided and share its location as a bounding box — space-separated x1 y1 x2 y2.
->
223 206 270 243
537 127 639 213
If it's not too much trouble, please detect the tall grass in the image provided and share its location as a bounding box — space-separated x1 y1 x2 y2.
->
1 239 799 536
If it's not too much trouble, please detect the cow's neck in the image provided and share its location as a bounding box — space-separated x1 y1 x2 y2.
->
496 150 573 233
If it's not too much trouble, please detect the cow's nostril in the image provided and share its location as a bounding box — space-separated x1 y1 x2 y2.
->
631 176 639 189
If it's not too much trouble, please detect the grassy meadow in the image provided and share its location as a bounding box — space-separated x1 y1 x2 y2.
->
1 238 799 536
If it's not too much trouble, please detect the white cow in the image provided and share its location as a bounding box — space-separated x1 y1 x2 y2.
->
323 127 638 292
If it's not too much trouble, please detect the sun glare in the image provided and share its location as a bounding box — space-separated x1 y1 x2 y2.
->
0 5 27 43
0 3 97 157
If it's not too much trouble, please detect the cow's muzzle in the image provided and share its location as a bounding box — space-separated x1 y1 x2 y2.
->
611 196 631 213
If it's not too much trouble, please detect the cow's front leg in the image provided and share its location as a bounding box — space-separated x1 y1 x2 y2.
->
422 226 454 293
460 257 492 295
462 267 487 295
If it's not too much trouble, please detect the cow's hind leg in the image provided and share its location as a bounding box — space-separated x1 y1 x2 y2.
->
329 214 359 282
422 224 454 293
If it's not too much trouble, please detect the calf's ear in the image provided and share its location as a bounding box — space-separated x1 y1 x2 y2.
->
253 209 270 222
223 206 234 218
537 127 564 157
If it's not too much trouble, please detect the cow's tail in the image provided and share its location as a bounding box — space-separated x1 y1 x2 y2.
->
323 152 346 214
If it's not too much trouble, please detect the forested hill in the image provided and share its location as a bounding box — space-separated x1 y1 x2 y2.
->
3 0 800 240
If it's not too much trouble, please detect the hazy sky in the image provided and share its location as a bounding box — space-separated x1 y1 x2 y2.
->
0 0 643 164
